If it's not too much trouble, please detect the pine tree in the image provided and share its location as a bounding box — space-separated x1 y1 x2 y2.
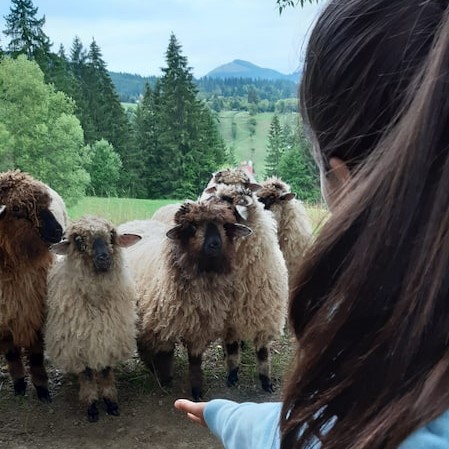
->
152 33 226 198
3 0 51 60
264 114 285 177
131 82 157 197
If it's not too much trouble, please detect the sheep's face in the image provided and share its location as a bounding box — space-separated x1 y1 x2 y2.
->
256 178 295 211
0 171 63 261
166 201 251 276
203 184 256 222
51 216 141 274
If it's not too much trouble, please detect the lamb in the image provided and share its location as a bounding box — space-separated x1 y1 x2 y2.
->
256 177 313 292
121 200 252 401
0 170 65 401
202 183 289 392
45 216 141 422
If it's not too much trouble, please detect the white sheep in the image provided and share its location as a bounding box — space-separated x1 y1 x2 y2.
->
256 177 313 292
203 182 289 392
0 170 66 401
151 203 181 225
45 216 141 422
121 200 252 400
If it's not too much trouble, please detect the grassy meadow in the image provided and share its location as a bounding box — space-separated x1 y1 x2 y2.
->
68 196 328 232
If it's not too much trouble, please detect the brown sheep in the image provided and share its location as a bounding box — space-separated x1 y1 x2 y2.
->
121 200 252 400
0 170 65 401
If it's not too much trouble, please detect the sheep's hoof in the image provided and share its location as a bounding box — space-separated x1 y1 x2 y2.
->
226 367 239 387
35 385 52 402
13 378 27 396
191 387 203 402
104 398 120 416
259 374 275 393
87 402 99 422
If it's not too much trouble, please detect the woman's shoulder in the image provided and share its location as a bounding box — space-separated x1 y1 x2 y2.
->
399 409 449 449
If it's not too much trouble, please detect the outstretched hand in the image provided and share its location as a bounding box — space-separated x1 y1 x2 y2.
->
174 399 208 427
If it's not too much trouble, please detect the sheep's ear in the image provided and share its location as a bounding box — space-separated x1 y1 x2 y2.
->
118 233 141 248
0 205 5 217
225 223 252 239
247 183 262 192
235 205 249 221
280 193 296 201
166 225 183 240
50 240 70 255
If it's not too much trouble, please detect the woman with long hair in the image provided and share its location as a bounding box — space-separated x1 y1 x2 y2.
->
175 1 449 448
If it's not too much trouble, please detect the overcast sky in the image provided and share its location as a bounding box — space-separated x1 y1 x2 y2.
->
0 0 322 78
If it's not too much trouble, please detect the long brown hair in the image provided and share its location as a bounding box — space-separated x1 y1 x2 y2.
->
281 1 449 449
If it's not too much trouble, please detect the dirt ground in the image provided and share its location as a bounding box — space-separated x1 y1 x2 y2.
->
0 341 290 449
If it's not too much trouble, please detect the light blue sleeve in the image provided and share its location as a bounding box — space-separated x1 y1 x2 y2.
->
204 399 282 449
399 409 449 449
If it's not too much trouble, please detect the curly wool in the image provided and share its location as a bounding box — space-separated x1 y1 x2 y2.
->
0 170 57 347
45 216 137 373
257 177 312 291
122 202 241 356
212 184 289 343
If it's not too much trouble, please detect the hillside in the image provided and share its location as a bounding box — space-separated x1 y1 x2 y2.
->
216 111 299 178
206 59 300 82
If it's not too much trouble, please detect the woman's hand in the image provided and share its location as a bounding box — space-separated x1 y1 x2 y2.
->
174 399 208 427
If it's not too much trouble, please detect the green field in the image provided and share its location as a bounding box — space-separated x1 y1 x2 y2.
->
68 196 328 231
217 111 298 177
68 197 175 225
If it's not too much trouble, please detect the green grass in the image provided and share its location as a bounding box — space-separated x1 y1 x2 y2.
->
68 196 327 229
68 197 176 225
217 111 299 176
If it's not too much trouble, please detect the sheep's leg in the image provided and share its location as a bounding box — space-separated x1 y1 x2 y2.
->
27 333 51 401
4 345 26 396
138 338 175 387
254 337 274 393
98 367 119 416
187 348 203 402
79 367 99 422
224 340 241 387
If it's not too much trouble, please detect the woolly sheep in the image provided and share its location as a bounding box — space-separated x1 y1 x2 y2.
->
203 183 289 392
256 177 313 292
200 167 261 200
0 170 65 401
121 200 252 400
45 216 141 422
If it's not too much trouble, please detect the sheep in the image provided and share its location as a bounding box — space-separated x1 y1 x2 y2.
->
151 203 182 225
45 216 141 422
203 183 289 393
0 170 65 401
256 177 313 292
200 167 261 200
121 200 252 401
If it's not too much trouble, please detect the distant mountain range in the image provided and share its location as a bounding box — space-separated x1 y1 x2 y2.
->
110 59 300 103
205 59 300 83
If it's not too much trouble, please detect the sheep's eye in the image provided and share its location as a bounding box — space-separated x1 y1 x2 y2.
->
11 205 26 218
221 195 233 204
74 235 86 252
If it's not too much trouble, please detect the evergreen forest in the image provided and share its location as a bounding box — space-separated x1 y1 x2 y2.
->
0 0 320 204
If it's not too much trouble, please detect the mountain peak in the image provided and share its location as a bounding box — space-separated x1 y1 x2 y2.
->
205 60 300 83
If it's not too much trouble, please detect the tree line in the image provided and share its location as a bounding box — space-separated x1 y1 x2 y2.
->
0 0 321 205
